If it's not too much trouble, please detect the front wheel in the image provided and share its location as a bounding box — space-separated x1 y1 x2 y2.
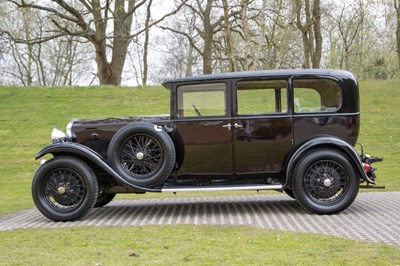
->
32 157 98 221
291 149 359 214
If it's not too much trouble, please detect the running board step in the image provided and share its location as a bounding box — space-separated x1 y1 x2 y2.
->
161 184 283 193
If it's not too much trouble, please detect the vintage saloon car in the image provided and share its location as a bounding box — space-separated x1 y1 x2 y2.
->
32 69 383 221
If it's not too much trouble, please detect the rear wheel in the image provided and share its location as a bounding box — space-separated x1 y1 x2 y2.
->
284 188 295 199
32 157 98 221
291 149 359 214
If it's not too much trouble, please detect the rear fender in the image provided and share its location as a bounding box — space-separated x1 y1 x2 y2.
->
36 142 161 192
283 136 374 188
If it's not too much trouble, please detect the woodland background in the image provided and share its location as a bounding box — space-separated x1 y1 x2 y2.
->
0 0 399 87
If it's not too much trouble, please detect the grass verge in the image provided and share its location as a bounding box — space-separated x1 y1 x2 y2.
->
1 225 399 265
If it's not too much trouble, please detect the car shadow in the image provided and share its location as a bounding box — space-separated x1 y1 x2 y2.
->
79 196 305 226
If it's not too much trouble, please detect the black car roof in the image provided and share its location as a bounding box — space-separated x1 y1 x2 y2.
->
162 69 357 88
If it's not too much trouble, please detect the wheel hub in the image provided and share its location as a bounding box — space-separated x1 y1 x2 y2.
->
57 186 66 195
323 178 332 187
136 152 144 160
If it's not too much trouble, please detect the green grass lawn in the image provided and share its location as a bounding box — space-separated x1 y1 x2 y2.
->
358 80 400 190
0 81 399 215
1 225 399 265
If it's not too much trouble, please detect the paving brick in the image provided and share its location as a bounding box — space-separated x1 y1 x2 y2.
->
1 192 399 246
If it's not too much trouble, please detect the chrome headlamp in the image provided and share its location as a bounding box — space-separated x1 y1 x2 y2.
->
51 119 76 143
66 120 74 139
51 128 66 143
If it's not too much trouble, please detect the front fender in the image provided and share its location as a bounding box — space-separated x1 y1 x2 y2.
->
283 136 374 188
36 142 161 192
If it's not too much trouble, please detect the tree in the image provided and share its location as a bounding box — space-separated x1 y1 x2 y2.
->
161 0 240 75
295 0 322 68
333 0 365 70
0 4 93 86
257 0 299 69
240 0 254 71
394 0 400 71
6 0 184 86
142 0 153 86
222 0 235 72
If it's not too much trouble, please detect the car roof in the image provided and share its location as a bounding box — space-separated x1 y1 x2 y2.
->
162 69 357 88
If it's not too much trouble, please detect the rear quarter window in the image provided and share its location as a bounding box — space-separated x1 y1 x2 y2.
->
293 79 342 113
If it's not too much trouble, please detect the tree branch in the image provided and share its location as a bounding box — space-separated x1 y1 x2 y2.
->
7 0 79 24
2 29 67 45
158 25 203 56
129 0 187 39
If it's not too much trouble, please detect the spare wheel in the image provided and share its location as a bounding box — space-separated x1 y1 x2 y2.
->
107 123 176 187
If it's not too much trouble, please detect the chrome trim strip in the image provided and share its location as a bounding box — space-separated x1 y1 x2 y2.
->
161 184 283 193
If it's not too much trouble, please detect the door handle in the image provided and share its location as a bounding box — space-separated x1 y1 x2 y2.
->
234 123 243 129
222 123 232 130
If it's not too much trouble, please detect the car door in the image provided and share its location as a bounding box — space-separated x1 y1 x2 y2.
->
232 79 294 175
174 82 234 175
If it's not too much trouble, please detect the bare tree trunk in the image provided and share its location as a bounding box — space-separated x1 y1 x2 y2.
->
296 0 311 68
89 0 115 85
109 0 133 86
142 0 153 86
185 17 196 77
241 0 254 71
258 0 267 69
395 0 400 70
10 42 27 86
20 10 33 86
223 0 235 72
295 0 322 69
277 0 297 68
186 44 194 77
63 37 77 86
202 0 213 74
312 0 322 68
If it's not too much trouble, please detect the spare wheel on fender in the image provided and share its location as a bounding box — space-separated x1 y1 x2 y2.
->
107 122 176 187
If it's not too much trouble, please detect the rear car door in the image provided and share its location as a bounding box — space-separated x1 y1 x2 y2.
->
232 79 294 176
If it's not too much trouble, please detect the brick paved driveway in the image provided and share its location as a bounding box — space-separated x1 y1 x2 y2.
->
1 192 399 246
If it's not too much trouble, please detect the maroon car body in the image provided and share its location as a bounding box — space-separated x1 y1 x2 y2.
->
32 69 383 221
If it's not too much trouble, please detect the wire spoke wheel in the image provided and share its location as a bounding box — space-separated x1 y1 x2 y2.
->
120 134 163 178
108 123 176 187
32 157 98 221
42 168 86 211
304 160 347 204
292 149 359 214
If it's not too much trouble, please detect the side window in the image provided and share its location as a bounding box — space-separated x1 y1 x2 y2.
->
177 83 227 117
294 79 342 113
237 80 287 115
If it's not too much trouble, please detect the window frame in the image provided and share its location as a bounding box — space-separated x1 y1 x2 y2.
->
175 82 229 119
292 78 343 114
234 79 289 117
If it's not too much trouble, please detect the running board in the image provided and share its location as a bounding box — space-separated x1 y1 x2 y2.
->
161 184 283 193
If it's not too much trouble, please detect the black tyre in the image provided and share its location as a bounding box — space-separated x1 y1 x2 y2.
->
291 149 359 214
94 185 116 208
108 123 176 187
284 188 295 199
32 157 98 221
